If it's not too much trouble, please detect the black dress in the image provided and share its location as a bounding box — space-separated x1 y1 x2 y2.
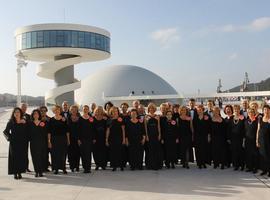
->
29 121 48 174
93 118 108 169
3 120 28 175
107 117 124 169
125 119 145 169
49 117 68 171
145 115 162 170
120 114 130 167
178 118 193 166
67 117 81 171
227 117 245 169
78 116 95 172
193 115 211 167
244 117 259 171
211 119 227 168
162 119 179 167
224 116 233 167
258 120 270 172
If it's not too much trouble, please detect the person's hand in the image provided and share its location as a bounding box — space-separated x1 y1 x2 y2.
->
256 141 260 148
48 142 52 149
78 140 82 146
93 139 96 144
176 138 179 143
122 139 126 145
67 140 70 146
146 136 149 142
158 135 161 141
227 140 231 144
161 139 164 144
141 139 145 145
106 140 109 147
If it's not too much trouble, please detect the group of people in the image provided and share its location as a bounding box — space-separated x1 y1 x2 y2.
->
3 99 270 180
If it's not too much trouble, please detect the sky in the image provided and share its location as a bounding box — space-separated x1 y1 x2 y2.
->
0 0 270 97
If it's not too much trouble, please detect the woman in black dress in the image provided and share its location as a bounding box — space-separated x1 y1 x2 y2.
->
3 107 28 179
224 105 234 168
226 105 245 171
106 106 126 171
125 109 146 170
29 109 48 177
120 102 130 168
210 107 227 169
145 103 162 170
244 108 259 173
161 110 179 169
67 105 81 172
78 105 96 173
193 104 211 169
48 105 70 174
93 106 108 170
256 104 270 177
178 106 193 169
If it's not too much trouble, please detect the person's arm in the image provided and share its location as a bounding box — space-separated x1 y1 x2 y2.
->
48 133 52 148
144 116 149 141
3 121 12 141
256 119 261 148
157 116 161 141
121 125 126 145
105 128 110 146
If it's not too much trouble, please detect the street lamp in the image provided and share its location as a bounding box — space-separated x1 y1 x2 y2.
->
15 51 27 107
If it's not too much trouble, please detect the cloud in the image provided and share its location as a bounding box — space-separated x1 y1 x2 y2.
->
200 17 270 34
229 53 238 61
150 28 180 48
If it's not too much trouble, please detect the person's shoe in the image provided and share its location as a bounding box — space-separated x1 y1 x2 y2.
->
253 169 258 174
35 173 38 178
130 167 135 171
95 166 99 171
203 164 207 169
26 169 31 172
18 174 22 179
112 168 116 172
63 170 67 174
171 164 175 169
83 170 90 173
221 165 224 170
45 168 50 172
39 173 43 177
198 165 202 169
71 169 75 172
101 167 106 170
246 169 252 172
54 170 58 175
234 167 239 171
186 165 190 169
260 171 267 176
120 167 124 171
268 172 270 177
14 174 18 180
76 167 79 172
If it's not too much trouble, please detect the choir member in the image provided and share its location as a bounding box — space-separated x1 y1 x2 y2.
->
67 105 81 172
93 106 108 170
29 109 48 177
256 105 270 177
227 105 245 170
21 103 31 172
210 107 227 169
172 104 180 120
161 110 179 169
205 100 214 118
120 102 130 168
144 103 162 170
160 103 168 164
90 103 97 116
224 104 234 168
240 99 249 119
3 107 28 179
78 105 96 173
104 101 114 117
48 105 70 174
106 106 126 171
137 104 146 119
132 100 140 111
188 98 198 121
61 101 70 119
250 101 262 118
193 104 211 169
244 108 259 173
178 106 193 169
125 109 146 170
39 105 51 171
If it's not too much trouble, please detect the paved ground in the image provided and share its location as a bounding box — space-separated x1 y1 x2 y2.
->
0 108 270 200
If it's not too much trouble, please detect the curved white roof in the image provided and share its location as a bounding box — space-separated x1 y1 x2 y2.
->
76 65 179 105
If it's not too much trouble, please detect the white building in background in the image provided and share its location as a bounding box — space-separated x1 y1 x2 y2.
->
76 65 182 106
15 23 110 105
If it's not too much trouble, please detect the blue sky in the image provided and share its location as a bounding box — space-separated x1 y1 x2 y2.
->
0 0 270 96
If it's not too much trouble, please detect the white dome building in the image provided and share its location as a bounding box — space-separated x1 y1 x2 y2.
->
76 65 182 106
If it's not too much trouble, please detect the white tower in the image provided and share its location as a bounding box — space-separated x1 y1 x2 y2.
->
15 23 110 105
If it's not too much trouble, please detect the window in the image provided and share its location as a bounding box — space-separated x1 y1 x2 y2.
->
31 32 37 48
26 32 31 48
95 34 101 49
22 33 27 49
37 31 43 47
44 31 50 47
56 31 64 47
64 31 71 47
49 31 56 47
71 31 78 47
85 32 91 48
90 33 95 48
78 31 85 48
